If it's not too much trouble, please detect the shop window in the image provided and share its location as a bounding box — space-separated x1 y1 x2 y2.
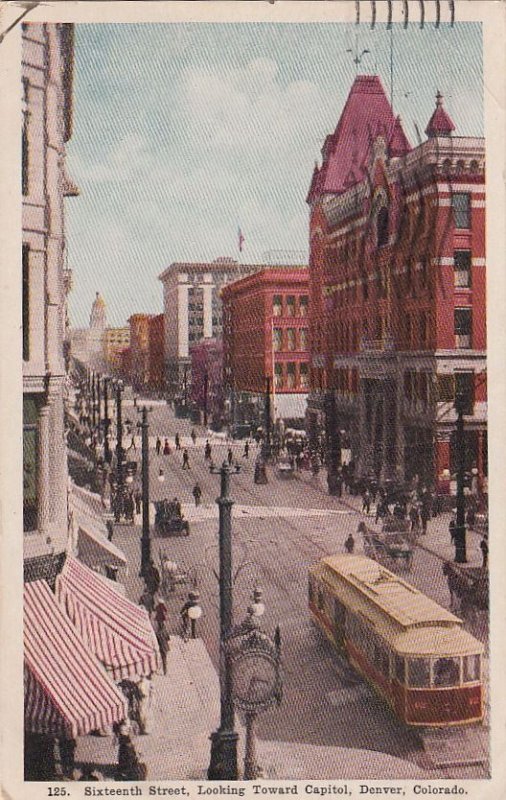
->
286 329 296 351
454 308 472 349
454 250 471 288
286 296 296 317
433 657 461 687
408 658 430 688
273 327 283 352
286 362 296 389
452 192 471 229
300 362 309 390
273 295 282 317
299 296 309 316
463 654 481 683
23 244 30 361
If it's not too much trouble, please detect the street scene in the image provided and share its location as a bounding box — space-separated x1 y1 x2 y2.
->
19 14 490 788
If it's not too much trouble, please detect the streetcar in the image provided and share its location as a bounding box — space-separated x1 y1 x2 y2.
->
308 554 484 727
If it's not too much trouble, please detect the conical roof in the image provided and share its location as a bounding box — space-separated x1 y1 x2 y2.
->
425 91 455 137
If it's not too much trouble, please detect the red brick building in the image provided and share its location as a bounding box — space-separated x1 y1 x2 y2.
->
148 314 165 393
222 268 310 422
307 75 486 488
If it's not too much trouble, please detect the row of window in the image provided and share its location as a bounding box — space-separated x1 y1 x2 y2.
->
272 295 309 317
273 361 309 390
272 327 308 352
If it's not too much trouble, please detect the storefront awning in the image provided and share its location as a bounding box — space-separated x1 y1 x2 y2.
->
55 557 161 681
77 525 127 570
24 580 128 738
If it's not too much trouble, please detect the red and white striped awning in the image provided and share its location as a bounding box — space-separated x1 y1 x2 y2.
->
24 580 128 738
55 556 161 681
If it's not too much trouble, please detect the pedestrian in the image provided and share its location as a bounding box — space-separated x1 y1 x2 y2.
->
105 564 119 582
154 598 168 631
204 440 212 461
79 765 100 781
163 438 171 456
243 441 249 459
228 447 233 466
375 498 388 524
106 518 114 542
145 560 161 597
125 492 135 522
362 488 371 514
58 738 76 779
409 504 420 534
115 720 147 780
192 482 202 507
480 535 488 568
419 489 432 534
175 432 181 450
135 675 152 734
139 589 155 616
134 490 142 515
191 428 197 445
344 533 355 554
449 515 457 546
156 436 161 456
156 623 170 675
182 449 190 470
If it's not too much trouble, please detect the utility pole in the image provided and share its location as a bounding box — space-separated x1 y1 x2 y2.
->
208 461 241 781
139 406 151 576
263 376 272 460
96 373 102 442
115 382 125 518
454 393 467 563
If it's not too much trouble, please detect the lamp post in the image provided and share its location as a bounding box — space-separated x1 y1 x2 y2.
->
262 376 272 461
103 378 112 464
138 405 151 577
96 373 102 443
91 371 97 431
186 590 202 639
208 461 241 781
114 381 126 522
454 392 467 563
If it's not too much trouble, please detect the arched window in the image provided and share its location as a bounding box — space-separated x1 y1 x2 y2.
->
377 207 389 247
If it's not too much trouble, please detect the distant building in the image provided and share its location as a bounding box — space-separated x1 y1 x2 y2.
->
69 327 89 363
190 339 224 427
222 268 310 424
158 256 304 399
88 292 107 371
103 326 130 374
128 313 153 390
148 314 165 393
307 75 486 488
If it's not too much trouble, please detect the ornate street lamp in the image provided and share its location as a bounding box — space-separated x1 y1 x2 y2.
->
137 405 152 577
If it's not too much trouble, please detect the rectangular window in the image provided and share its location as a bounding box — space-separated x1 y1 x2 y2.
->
299 296 309 316
273 295 282 317
455 371 475 415
23 244 30 361
452 192 471 229
454 307 472 349
286 328 296 351
454 250 471 288
408 658 431 688
300 328 308 351
300 362 309 389
286 362 296 389
433 657 461 687
274 362 283 390
273 327 283 352
463 654 481 683
286 296 295 317
438 374 454 402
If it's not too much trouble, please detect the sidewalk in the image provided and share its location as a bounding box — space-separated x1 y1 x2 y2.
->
76 634 429 781
295 469 484 568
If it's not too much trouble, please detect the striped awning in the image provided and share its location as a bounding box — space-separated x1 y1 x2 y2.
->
77 525 127 570
55 556 161 681
24 580 128 738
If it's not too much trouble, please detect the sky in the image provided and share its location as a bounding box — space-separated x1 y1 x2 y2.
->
66 22 483 328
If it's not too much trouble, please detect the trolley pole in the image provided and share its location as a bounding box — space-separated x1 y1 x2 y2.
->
139 406 151 576
454 393 467 563
208 461 241 781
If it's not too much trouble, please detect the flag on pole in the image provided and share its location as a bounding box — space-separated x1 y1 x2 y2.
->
238 227 245 253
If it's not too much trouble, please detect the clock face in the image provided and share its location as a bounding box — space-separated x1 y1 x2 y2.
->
232 652 277 708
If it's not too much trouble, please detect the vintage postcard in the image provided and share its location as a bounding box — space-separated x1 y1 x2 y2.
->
1 1 505 799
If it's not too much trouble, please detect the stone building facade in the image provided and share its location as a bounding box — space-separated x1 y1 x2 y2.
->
22 23 77 581
307 75 486 489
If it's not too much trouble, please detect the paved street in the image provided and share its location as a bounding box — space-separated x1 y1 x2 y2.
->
94 397 489 779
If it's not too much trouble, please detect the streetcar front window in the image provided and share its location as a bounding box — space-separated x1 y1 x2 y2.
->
408 658 430 687
463 654 481 683
433 656 461 687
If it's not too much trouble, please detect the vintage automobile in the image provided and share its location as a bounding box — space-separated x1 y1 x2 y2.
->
154 500 190 537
